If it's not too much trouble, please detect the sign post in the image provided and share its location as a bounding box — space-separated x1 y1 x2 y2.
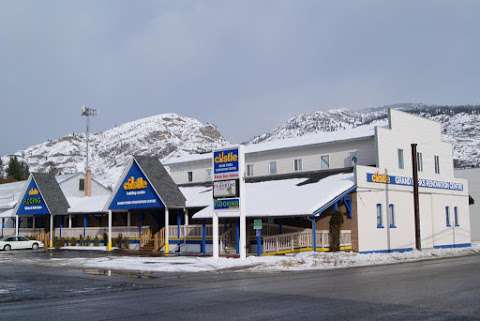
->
212 146 246 259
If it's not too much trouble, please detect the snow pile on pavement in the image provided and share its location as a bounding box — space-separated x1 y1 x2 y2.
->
47 243 480 273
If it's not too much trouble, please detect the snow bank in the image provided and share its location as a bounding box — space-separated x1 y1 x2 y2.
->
29 243 479 273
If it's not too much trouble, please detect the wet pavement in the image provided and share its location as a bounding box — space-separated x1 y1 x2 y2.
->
0 250 479 320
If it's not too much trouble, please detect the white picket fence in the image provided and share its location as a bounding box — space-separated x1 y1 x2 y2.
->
263 230 352 254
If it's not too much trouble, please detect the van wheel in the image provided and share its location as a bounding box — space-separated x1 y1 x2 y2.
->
4 245 11 251
32 243 39 250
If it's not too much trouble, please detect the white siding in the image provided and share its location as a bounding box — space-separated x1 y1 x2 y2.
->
455 168 480 241
59 176 110 197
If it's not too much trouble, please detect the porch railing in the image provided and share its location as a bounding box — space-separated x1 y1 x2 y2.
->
263 230 352 254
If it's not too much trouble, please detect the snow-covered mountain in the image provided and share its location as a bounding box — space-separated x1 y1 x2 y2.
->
250 104 480 168
1 113 228 186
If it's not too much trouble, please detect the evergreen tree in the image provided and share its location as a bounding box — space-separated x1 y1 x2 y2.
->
0 157 3 178
6 156 29 181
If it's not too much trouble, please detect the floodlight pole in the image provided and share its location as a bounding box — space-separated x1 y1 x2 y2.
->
81 106 97 172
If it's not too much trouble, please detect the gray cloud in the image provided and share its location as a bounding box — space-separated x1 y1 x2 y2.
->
1 0 479 154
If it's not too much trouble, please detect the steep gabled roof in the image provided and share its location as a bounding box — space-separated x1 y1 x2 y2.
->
29 173 70 215
134 156 186 208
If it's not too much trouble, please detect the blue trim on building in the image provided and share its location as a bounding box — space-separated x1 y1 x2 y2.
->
433 243 471 249
359 247 413 254
169 240 213 245
313 186 357 217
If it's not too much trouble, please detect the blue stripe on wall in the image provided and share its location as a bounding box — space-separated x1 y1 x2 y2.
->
433 243 471 249
359 248 413 254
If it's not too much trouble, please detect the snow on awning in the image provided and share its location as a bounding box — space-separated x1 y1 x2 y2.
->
67 195 111 214
0 208 16 218
179 185 212 208
192 173 355 219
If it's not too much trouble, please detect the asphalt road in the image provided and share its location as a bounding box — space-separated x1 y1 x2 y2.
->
0 251 479 321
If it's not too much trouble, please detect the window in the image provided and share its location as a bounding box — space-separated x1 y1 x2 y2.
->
187 171 193 182
79 178 85 191
206 168 212 180
416 152 423 172
388 204 396 228
320 155 330 169
445 206 451 227
294 159 303 172
246 164 254 177
376 204 384 228
269 161 277 175
398 149 404 169
454 206 459 226
434 155 440 174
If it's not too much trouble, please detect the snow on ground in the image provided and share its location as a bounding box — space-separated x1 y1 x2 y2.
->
12 243 478 273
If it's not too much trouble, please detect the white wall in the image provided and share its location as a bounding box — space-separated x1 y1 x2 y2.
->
166 137 376 184
455 168 480 241
59 175 111 197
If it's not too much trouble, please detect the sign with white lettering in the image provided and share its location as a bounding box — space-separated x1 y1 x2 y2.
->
213 179 239 199
17 179 49 216
109 161 165 210
213 148 239 180
366 173 464 192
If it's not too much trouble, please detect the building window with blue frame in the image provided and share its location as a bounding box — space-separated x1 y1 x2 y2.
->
445 206 451 227
388 204 396 228
454 206 460 227
376 204 384 228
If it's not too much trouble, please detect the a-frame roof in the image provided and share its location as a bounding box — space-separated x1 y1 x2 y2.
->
134 156 186 208
32 173 70 215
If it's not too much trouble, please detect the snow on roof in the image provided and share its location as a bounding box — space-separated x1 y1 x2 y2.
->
179 185 212 208
0 181 26 210
164 126 375 165
0 208 15 218
67 195 111 214
192 172 355 219
244 126 375 154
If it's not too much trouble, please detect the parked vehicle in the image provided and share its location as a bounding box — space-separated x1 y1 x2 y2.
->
0 236 44 251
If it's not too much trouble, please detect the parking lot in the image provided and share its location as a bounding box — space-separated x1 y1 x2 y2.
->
0 250 479 320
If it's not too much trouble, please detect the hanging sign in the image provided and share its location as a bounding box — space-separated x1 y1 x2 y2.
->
366 173 464 192
253 219 263 230
17 179 50 216
109 161 165 210
214 198 240 211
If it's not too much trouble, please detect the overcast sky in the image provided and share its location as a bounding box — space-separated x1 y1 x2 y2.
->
1 1 479 155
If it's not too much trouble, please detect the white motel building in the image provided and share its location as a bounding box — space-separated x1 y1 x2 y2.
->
0 109 473 256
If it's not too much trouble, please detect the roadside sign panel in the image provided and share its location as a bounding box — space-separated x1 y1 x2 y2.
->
17 179 50 216
213 179 239 199
109 161 165 210
214 198 240 210
213 148 239 180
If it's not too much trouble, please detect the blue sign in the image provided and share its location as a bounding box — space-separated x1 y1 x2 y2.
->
366 173 464 192
214 198 240 210
213 148 239 179
109 161 165 210
17 179 50 216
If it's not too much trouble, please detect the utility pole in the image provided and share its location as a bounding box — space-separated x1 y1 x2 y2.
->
411 143 421 250
81 106 97 197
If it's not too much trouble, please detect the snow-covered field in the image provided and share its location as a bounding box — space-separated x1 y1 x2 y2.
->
6 244 478 273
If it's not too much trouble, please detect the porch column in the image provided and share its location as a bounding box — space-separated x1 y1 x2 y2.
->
184 208 189 226
164 208 169 255
212 212 219 258
1 218 4 238
312 216 317 252
59 216 63 239
183 208 188 246
49 214 54 249
68 214 72 228
83 214 88 239
176 211 181 252
256 227 263 256
201 223 206 255
127 211 131 228
239 214 246 260
15 216 19 236
32 216 36 229
235 222 240 254
107 210 112 251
